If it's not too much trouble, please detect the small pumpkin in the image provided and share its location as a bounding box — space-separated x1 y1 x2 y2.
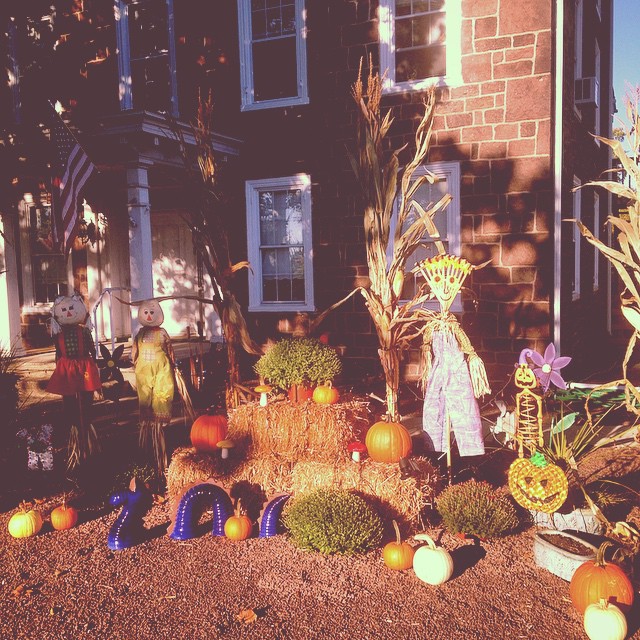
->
190 414 228 453
570 541 634 614
8 503 43 539
508 451 568 513
383 520 415 570
224 499 253 541
51 501 79 531
365 420 412 463
412 533 454 585
583 598 627 640
312 382 340 405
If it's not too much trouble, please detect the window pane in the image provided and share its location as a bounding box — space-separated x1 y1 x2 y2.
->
29 207 67 304
131 56 172 111
129 0 169 59
396 45 446 82
252 36 297 101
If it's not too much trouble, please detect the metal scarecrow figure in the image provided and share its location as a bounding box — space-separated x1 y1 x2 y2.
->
418 255 491 480
46 293 101 468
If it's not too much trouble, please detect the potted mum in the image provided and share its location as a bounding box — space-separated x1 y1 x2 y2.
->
254 338 342 404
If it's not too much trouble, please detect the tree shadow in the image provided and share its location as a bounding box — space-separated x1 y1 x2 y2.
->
449 540 487 579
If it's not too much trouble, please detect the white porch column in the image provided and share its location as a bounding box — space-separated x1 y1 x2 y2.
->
127 162 153 336
0 213 24 354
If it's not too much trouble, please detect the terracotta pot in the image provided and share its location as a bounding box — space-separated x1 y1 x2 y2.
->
288 383 314 404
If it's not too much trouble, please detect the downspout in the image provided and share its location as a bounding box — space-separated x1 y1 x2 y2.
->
606 0 614 334
553 0 564 353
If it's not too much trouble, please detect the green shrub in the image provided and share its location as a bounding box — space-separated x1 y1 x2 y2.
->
254 338 342 390
436 479 520 539
283 488 383 555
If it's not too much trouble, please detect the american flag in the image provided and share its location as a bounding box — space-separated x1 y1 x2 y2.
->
50 106 96 255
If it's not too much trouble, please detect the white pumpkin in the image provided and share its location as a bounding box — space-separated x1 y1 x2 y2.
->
583 599 627 640
412 533 454 585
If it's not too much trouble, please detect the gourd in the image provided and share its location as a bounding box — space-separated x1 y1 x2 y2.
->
51 501 79 531
412 533 454 585
583 599 627 640
224 500 253 541
312 382 340 405
382 520 414 570
8 503 43 539
570 542 634 614
365 420 412 463
508 451 568 514
190 414 228 453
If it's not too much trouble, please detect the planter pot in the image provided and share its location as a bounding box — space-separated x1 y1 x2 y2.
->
533 529 598 582
530 508 605 535
288 384 314 404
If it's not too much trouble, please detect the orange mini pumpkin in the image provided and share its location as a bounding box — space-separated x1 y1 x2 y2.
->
224 500 253 541
570 541 634 614
382 520 415 570
312 382 340 405
190 414 228 453
365 420 412 463
51 502 79 531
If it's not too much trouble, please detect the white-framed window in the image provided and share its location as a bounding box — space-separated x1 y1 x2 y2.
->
593 191 600 290
595 0 602 20
378 0 462 94
237 0 309 111
115 0 179 115
572 177 582 300
245 175 314 312
594 39 601 139
573 0 583 114
389 161 461 311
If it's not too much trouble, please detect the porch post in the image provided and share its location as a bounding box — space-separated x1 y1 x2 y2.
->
0 212 24 354
127 162 153 337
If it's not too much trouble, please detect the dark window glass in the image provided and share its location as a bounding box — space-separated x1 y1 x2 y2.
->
252 37 297 101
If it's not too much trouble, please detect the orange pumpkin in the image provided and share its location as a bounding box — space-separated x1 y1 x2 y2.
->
224 500 253 541
190 414 228 453
312 382 340 405
365 420 412 463
570 541 634 614
51 502 79 531
382 520 414 570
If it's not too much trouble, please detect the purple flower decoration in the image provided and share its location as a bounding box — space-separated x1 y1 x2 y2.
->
519 344 571 392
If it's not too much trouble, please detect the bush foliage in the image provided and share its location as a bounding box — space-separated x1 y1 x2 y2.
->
436 479 520 539
283 488 383 555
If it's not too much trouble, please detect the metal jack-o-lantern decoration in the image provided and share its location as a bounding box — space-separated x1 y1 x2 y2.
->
514 358 543 458
508 451 568 513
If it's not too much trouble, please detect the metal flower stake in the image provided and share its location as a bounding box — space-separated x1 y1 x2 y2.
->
418 255 491 482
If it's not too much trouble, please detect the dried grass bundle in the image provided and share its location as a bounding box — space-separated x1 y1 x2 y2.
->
166 446 222 504
290 458 439 529
229 458 297 497
227 397 372 463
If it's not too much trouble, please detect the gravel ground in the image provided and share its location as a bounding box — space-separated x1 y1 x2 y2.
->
1 494 639 640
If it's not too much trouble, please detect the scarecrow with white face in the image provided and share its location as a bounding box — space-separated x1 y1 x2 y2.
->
131 299 176 472
418 255 491 477
47 293 101 466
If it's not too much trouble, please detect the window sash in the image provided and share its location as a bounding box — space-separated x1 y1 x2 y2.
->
246 175 314 311
572 177 582 300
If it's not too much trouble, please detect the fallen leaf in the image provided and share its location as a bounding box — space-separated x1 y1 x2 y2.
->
236 608 258 624
53 568 68 578
12 584 34 599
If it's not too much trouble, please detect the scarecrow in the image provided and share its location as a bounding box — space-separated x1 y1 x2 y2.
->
418 255 491 480
46 293 101 467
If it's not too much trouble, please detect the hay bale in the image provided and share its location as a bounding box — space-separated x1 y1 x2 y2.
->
227 395 372 462
229 458 297 497
166 447 223 504
290 458 438 528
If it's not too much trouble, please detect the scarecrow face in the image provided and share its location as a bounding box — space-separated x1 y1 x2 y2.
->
138 300 164 327
419 255 472 313
515 364 537 390
53 295 87 326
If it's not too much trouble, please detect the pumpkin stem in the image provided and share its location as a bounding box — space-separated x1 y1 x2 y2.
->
392 519 402 545
595 541 613 567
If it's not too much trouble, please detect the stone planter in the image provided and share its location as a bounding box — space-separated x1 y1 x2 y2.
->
533 529 598 581
530 508 605 535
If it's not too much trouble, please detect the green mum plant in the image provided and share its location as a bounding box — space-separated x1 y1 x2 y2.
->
254 338 342 391
283 488 383 555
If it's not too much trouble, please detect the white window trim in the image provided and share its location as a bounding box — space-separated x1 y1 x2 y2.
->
594 39 601 143
572 177 582 300
593 191 600 290
245 174 314 312
573 0 583 118
238 0 309 111
388 161 462 312
378 0 462 94
114 0 179 115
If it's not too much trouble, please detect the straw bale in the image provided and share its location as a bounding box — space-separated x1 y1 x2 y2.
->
166 447 222 504
228 458 297 497
227 395 372 463
290 458 439 528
